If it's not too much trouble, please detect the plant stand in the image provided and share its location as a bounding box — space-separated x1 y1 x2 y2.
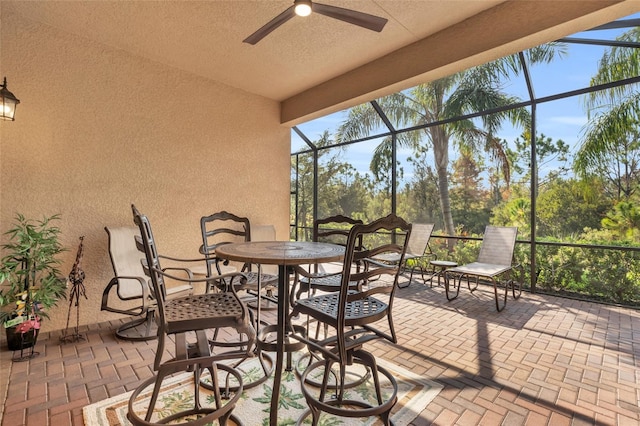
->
6 324 40 362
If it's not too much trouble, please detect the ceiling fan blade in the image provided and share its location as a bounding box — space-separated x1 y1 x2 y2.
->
243 6 296 45
312 2 387 32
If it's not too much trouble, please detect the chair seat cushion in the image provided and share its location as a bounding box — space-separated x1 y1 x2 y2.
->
448 262 512 277
165 292 247 334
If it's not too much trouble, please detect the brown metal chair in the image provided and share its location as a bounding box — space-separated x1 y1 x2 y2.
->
291 214 412 426
127 205 254 426
292 214 364 303
444 225 523 311
101 226 192 341
200 210 276 387
200 211 278 298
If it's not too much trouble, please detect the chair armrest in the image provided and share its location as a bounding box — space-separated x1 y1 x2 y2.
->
157 254 205 263
101 275 150 315
157 253 237 282
116 275 150 304
162 266 194 280
137 236 209 268
292 265 341 280
363 257 389 269
151 266 248 294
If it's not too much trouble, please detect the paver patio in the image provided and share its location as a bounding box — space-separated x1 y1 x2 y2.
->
1 278 638 425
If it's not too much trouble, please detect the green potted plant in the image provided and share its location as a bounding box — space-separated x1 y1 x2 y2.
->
0 214 67 351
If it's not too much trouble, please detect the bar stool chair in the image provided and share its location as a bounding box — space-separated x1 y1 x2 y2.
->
128 205 254 426
291 214 412 426
199 211 277 389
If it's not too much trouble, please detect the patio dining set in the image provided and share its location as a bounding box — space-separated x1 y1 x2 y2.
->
101 206 523 426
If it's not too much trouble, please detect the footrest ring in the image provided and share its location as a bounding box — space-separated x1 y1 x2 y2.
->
256 324 307 353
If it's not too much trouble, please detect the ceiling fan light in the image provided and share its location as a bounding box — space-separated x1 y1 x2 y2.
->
294 0 312 17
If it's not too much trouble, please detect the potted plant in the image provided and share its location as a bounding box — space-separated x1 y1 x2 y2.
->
0 214 67 351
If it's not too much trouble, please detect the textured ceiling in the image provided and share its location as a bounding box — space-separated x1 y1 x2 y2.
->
3 1 638 124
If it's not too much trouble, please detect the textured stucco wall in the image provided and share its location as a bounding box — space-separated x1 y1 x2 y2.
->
0 9 290 333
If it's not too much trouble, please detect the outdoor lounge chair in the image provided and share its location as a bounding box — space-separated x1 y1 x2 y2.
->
369 222 436 288
101 226 192 341
444 225 523 311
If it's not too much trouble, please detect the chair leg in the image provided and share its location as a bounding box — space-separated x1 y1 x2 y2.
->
143 369 167 422
298 350 398 426
468 275 479 292
419 265 428 286
427 264 437 287
128 357 244 426
398 261 412 288
115 310 157 341
511 265 523 299
493 277 508 312
318 358 335 402
444 272 461 301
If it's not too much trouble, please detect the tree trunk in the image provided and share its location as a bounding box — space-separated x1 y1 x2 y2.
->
431 127 456 249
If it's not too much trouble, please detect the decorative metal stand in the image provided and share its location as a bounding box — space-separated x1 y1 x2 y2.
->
60 236 87 343
9 325 40 362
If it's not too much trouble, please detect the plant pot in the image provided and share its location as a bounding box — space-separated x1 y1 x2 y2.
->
5 322 40 351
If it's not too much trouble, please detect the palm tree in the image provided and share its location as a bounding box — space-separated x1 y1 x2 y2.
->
574 27 640 196
336 47 562 237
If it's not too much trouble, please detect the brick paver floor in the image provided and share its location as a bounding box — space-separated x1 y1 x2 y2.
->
1 277 639 425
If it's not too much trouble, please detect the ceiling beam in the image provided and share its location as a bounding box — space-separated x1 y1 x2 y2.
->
280 0 636 126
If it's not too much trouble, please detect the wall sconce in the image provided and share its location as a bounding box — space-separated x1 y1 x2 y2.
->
0 77 20 121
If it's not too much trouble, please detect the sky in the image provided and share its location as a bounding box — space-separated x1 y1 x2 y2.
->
290 12 640 186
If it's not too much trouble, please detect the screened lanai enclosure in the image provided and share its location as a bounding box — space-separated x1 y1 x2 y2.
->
290 13 640 308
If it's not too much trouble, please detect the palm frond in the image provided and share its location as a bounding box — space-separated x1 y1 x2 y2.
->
586 27 640 109
336 104 382 143
574 94 640 177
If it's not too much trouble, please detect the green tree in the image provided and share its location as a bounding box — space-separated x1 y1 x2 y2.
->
579 130 640 201
291 131 378 239
291 131 351 239
535 177 610 238
399 147 441 226
601 200 640 241
336 46 563 238
507 131 570 187
574 27 640 199
450 146 490 233
492 197 531 236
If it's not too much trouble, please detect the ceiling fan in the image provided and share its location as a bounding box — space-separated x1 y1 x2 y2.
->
243 0 388 45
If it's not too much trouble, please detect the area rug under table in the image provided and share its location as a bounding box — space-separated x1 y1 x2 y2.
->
83 352 442 426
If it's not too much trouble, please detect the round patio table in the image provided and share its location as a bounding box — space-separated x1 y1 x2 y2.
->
215 241 345 426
